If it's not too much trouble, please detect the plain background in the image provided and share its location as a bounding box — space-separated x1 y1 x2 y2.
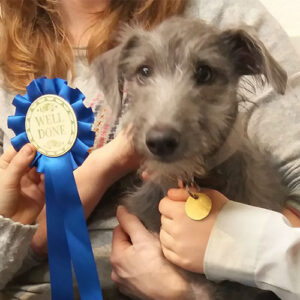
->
260 0 300 56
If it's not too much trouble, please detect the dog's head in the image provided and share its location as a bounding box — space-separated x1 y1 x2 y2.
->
95 17 287 182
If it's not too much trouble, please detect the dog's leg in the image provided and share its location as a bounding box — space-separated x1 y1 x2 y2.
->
121 180 166 232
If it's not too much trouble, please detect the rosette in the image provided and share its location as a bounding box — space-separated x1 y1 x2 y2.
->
8 77 103 300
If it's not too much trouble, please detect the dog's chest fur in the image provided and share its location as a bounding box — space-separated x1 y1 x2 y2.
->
122 140 287 234
119 140 285 300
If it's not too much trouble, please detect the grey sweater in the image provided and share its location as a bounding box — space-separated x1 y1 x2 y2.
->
0 0 300 299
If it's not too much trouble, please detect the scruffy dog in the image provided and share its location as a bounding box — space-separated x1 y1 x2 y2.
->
95 17 288 300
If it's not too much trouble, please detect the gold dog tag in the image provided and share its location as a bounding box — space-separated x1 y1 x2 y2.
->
25 95 78 157
185 193 212 221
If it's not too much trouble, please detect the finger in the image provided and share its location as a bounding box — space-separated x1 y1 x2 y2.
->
38 175 45 194
11 195 44 225
178 179 184 188
0 146 17 168
20 180 45 205
167 188 189 202
111 225 131 255
27 167 41 184
6 144 36 182
161 245 181 267
31 207 48 255
111 270 122 284
116 205 150 243
158 197 185 219
160 215 175 233
159 228 176 252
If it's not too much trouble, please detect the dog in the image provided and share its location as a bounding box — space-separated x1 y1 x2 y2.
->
94 17 288 299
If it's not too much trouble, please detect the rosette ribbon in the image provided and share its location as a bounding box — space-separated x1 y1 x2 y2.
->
8 77 103 300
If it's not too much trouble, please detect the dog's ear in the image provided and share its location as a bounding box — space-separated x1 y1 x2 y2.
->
93 45 124 118
219 29 287 94
93 31 142 119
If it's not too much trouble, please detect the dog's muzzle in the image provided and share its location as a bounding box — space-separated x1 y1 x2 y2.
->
146 126 180 158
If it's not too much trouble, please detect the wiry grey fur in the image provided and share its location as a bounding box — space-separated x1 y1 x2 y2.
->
94 17 288 300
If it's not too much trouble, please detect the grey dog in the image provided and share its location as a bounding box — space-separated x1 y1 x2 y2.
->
95 17 289 299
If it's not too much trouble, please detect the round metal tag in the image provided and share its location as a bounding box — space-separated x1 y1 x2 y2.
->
185 192 212 221
25 95 78 157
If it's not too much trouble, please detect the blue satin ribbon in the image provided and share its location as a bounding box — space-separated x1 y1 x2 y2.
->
8 77 103 300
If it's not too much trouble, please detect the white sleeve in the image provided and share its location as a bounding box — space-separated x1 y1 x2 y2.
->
0 215 37 289
204 200 300 300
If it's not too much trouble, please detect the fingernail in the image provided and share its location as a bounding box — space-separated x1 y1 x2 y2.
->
21 144 35 155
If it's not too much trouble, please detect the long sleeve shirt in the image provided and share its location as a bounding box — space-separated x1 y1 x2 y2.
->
205 200 300 300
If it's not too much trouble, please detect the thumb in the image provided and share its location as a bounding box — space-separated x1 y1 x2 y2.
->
111 225 131 254
167 188 190 202
116 205 151 243
6 144 36 184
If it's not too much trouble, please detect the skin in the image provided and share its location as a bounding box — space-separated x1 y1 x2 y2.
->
1 1 106 227
60 0 110 47
31 0 118 254
110 205 190 300
159 188 300 273
7 2 298 297
110 189 228 299
31 128 139 255
112 187 300 299
159 188 228 273
0 144 44 225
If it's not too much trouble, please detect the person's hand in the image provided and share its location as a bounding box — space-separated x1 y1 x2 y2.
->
77 126 140 213
110 206 190 300
0 144 44 225
159 187 300 274
31 128 141 255
159 188 228 273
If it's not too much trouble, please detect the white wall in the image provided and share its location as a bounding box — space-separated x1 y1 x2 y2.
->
260 0 300 55
260 0 300 37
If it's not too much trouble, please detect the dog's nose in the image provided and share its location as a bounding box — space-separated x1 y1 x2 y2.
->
146 127 180 157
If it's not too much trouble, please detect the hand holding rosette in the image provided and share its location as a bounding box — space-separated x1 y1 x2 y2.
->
8 77 103 300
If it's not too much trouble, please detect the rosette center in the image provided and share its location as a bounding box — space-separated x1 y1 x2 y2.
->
25 95 78 157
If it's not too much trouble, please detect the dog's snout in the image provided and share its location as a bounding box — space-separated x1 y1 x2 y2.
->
146 127 180 157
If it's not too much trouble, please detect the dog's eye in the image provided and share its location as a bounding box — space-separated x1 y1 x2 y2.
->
194 65 214 85
137 65 152 77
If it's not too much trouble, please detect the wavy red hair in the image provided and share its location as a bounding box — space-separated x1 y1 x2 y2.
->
0 0 187 93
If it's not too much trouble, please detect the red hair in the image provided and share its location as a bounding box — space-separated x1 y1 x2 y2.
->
0 0 187 92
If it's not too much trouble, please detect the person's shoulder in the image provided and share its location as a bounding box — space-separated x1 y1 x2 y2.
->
184 0 267 27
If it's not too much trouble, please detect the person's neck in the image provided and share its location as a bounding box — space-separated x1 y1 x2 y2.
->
60 0 109 47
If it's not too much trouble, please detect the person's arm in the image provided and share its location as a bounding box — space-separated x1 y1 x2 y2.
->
0 216 37 290
0 144 44 289
205 200 300 300
110 206 193 300
31 129 140 254
159 188 300 300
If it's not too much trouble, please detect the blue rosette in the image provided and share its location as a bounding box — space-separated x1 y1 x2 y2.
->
8 77 103 300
